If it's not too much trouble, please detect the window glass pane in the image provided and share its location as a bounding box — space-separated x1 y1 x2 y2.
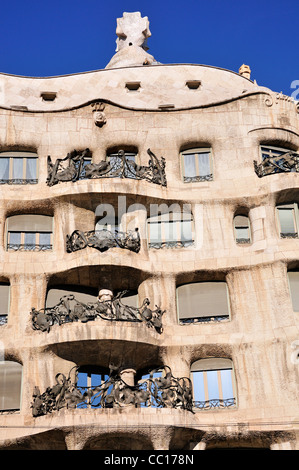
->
197 152 211 177
24 232 36 246
26 158 37 180
163 220 177 242
12 158 23 179
288 272 299 312
177 282 229 319
76 372 88 408
39 232 51 246
206 370 219 400
46 287 97 308
278 209 296 234
95 217 118 232
8 232 21 246
192 370 205 402
0 285 9 314
7 215 53 232
180 219 193 241
183 154 196 177
0 361 22 411
148 221 162 243
235 227 250 239
220 369 234 400
0 158 10 180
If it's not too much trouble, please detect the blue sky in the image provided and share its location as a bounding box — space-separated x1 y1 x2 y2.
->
0 0 298 96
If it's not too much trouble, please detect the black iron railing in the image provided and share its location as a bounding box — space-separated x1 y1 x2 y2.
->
66 228 140 253
31 366 193 417
254 151 299 178
47 148 166 187
31 291 164 334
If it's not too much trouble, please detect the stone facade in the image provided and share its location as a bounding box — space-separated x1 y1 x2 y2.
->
0 12 298 450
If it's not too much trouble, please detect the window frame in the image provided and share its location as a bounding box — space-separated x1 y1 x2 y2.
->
287 271 299 312
233 214 252 244
260 144 293 162
176 281 231 324
180 147 213 183
147 211 195 249
276 203 299 239
6 215 53 252
76 365 110 409
190 358 237 411
106 150 138 179
0 283 10 326
0 360 23 412
0 151 38 185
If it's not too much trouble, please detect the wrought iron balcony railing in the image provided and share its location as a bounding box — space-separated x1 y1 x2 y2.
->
31 290 165 334
31 366 193 417
0 315 8 326
236 238 251 244
148 240 194 249
180 315 229 325
7 243 52 252
47 148 167 187
280 232 298 239
193 397 236 410
183 174 213 183
254 151 299 178
66 228 140 253
0 178 38 185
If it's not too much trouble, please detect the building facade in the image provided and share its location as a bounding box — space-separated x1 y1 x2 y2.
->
0 12 298 450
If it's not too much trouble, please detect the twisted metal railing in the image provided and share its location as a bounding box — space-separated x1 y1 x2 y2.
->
0 178 38 185
31 365 193 417
254 151 299 177
193 397 236 410
183 174 213 183
31 291 165 334
47 148 166 187
148 240 194 249
66 228 140 253
7 243 52 252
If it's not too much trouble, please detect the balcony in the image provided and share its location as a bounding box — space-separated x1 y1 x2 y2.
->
66 228 140 254
31 365 193 417
254 150 299 178
31 289 164 334
46 148 167 187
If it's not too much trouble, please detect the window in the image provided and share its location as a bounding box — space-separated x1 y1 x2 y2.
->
147 211 194 249
234 215 251 244
261 145 292 162
276 203 298 238
46 286 97 308
0 361 22 412
138 369 163 407
191 358 236 410
6 215 53 251
76 366 110 409
106 150 137 179
181 148 213 183
177 282 230 324
287 272 299 312
95 216 119 233
0 283 10 326
0 152 38 184
46 287 138 309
